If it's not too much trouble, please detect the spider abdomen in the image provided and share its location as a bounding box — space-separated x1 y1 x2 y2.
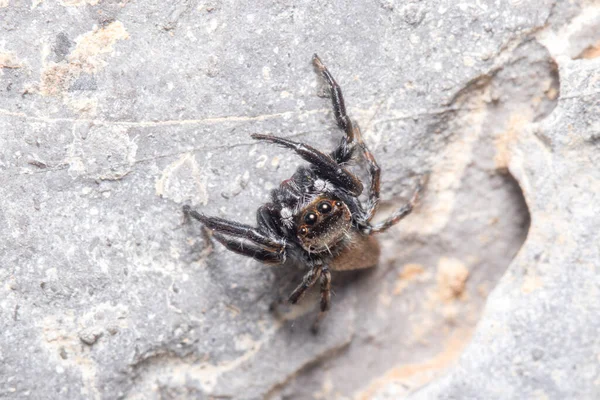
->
329 233 380 271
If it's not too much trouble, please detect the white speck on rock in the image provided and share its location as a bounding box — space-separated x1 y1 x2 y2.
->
155 153 209 206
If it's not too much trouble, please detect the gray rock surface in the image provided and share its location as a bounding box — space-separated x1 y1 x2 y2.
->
0 1 598 399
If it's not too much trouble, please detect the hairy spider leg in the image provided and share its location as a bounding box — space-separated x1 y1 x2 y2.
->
183 205 284 249
256 204 285 237
311 55 383 221
211 232 286 265
353 125 382 222
311 266 332 333
288 266 322 304
319 267 331 312
313 53 354 142
251 134 363 196
313 54 356 164
367 177 426 234
311 56 427 232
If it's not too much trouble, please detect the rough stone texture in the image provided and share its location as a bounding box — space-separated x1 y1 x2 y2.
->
0 1 598 399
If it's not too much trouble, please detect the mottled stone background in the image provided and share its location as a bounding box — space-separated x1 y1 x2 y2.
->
1 1 598 399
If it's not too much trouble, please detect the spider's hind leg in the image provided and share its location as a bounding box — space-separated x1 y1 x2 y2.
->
183 205 283 249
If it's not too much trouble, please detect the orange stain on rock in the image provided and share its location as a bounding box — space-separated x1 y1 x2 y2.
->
393 263 426 295
575 40 600 60
436 257 469 302
355 328 473 400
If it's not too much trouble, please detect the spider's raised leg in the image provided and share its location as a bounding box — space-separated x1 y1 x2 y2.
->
288 266 322 305
251 134 363 196
211 232 285 265
313 54 354 142
313 54 362 166
312 55 382 213
183 205 283 249
366 177 426 234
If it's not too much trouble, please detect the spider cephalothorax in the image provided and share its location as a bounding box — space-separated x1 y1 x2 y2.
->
184 54 424 331
295 196 352 253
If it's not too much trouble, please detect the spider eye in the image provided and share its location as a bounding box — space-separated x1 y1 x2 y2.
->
317 201 332 214
335 201 342 207
304 212 318 225
299 227 308 235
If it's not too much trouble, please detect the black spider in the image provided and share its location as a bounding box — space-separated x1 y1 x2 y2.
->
183 54 424 330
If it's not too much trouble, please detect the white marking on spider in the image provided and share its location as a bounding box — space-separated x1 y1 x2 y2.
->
280 207 294 228
313 179 329 193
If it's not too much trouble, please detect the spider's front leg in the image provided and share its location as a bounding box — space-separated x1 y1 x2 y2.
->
312 54 381 215
251 134 363 196
288 266 332 309
310 55 427 235
311 267 332 333
313 54 357 164
288 264 332 334
183 205 287 264
313 54 354 142
288 266 322 305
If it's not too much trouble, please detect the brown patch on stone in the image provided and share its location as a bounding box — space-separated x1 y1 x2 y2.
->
546 85 559 100
0 51 22 69
40 63 73 96
575 40 600 60
477 282 490 297
494 114 530 172
355 328 473 399
436 257 469 302
69 21 129 73
39 21 129 96
393 263 425 295
522 272 543 294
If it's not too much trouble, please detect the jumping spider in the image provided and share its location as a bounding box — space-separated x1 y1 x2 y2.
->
184 54 425 331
